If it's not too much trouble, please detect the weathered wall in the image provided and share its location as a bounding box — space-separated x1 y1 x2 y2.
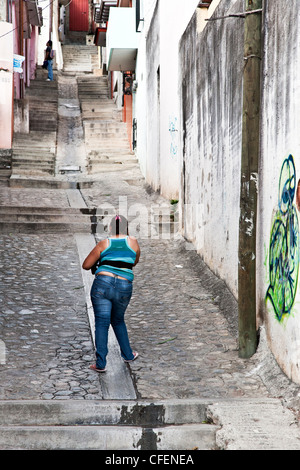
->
258 0 300 383
159 0 200 200
0 21 14 149
135 0 200 198
180 0 300 383
145 1 161 191
179 0 244 297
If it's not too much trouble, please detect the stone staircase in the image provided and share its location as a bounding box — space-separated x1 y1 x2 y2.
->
0 399 218 450
0 198 178 237
11 67 58 179
77 76 138 173
0 149 12 185
0 205 97 233
25 68 58 132
62 45 99 74
11 132 56 177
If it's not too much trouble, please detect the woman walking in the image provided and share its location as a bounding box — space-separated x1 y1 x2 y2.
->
82 215 140 372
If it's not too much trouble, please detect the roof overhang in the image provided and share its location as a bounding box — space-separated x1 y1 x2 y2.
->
27 0 43 27
107 47 137 71
106 8 138 71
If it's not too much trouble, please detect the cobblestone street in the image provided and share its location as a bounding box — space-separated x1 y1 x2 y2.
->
0 232 101 400
0 179 271 402
1 58 300 450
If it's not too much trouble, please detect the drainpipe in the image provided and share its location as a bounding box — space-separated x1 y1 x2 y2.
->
238 0 263 358
19 0 24 99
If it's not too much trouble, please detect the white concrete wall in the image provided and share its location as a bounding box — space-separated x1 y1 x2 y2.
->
134 0 199 197
178 0 300 384
132 0 158 177
38 5 50 65
257 0 300 383
52 0 63 70
179 0 244 297
134 26 148 176
159 0 200 200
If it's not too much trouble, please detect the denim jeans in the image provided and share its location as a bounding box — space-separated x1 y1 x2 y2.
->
47 59 53 80
91 275 134 369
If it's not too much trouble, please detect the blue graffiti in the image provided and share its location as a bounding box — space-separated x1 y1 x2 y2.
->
169 116 178 156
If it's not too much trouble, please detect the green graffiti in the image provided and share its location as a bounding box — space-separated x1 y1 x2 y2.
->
266 155 299 322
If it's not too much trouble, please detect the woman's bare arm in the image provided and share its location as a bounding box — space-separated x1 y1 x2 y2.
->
128 236 141 266
82 239 107 270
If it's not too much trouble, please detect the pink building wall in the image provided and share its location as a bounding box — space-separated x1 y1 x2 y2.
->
0 22 14 149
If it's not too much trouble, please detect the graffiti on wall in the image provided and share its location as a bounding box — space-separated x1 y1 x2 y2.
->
168 115 178 157
266 154 300 322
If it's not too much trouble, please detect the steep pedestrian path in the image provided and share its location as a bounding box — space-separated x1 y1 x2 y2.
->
11 67 58 179
62 44 98 74
77 75 138 174
1 44 300 450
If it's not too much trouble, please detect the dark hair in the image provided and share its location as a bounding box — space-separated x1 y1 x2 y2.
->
110 215 128 236
48 40 52 47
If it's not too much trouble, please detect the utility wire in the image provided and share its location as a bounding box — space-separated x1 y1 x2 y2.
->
0 0 71 41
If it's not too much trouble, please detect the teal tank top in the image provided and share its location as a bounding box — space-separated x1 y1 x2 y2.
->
95 237 137 281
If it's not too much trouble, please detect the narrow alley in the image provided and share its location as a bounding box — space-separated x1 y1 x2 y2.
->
1 44 300 451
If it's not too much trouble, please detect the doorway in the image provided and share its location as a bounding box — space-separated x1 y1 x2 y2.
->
69 0 89 31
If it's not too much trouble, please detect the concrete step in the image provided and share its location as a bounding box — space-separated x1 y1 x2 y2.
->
29 121 57 132
26 87 58 99
87 163 139 174
0 205 114 233
12 152 55 159
82 112 121 120
86 141 132 149
85 136 130 143
81 104 115 112
0 424 215 450
11 166 55 174
11 140 56 176
62 45 98 73
0 150 12 169
84 121 126 129
85 133 128 140
29 102 58 110
81 100 112 107
78 86 108 91
0 221 94 234
29 108 58 117
87 154 136 162
64 66 93 73
12 142 56 150
13 130 56 140
0 399 218 450
11 164 55 172
25 70 58 135
78 87 108 92
3 397 299 450
0 206 109 216
0 212 88 223
27 82 58 91
8 177 83 189
12 153 55 161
